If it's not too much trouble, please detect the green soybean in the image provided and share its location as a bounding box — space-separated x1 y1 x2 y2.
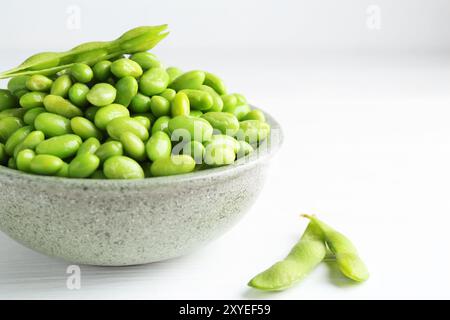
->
0 143 7 164
150 95 170 117
150 155 196 177
130 93 151 113
242 109 266 122
201 112 239 135
94 103 130 130
34 112 72 137
84 106 100 122
236 140 254 158
106 117 149 141
86 83 117 107
95 141 123 163
26 75 53 92
70 116 102 140
111 58 143 78
205 134 240 154
0 117 23 142
168 115 213 143
179 89 213 111
0 89 18 110
93 60 112 81
13 130 45 157
199 85 223 112
115 76 138 107
7 76 30 97
145 131 171 161
8 157 16 169
204 143 236 166
132 115 151 130
169 70 205 91
103 155 144 179
189 110 203 117
182 140 205 164
166 67 183 83
36 134 82 158
248 222 327 291
90 169 106 179
70 63 93 83
223 103 251 120
151 116 170 135
56 162 69 177
130 52 162 70
120 131 146 161
43 95 83 118
236 120 271 145
204 72 227 95
139 67 169 96
171 92 190 117
77 137 100 155
23 107 45 125
5 126 32 155
19 91 47 109
51 74 72 97
16 149 35 172
0 108 26 120
68 83 89 107
159 88 176 102
303 215 369 282
69 153 100 178
29 154 64 175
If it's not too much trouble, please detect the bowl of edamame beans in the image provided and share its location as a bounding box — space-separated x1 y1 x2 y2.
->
0 26 282 265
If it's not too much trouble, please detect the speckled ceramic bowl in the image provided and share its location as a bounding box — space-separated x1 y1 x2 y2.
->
0 111 282 266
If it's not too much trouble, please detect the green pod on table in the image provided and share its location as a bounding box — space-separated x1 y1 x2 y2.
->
103 155 144 179
51 74 72 97
36 134 82 159
169 70 205 91
16 149 35 172
93 60 112 82
13 130 45 157
0 117 23 142
168 115 213 143
151 116 170 135
110 58 143 78
4 126 32 156
95 141 123 163
150 95 170 117
43 95 83 118
178 89 213 111
201 112 239 136
115 76 138 107
0 89 18 111
203 143 236 166
171 92 190 117
130 93 151 113
29 154 64 175
145 131 172 161
203 72 227 95
34 112 72 137
106 116 149 141
235 120 271 145
69 153 100 178
70 116 102 140
120 131 146 161
139 67 169 96
26 75 53 92
86 83 117 107
70 63 94 83
150 154 196 177
68 83 89 107
130 52 162 70
94 103 130 130
19 92 47 109
198 85 223 112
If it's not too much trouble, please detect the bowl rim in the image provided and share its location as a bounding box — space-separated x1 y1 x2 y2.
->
0 108 283 187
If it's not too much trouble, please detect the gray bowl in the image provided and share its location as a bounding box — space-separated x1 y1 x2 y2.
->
0 112 282 266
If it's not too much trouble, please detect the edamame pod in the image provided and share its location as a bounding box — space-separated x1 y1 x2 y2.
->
150 155 196 177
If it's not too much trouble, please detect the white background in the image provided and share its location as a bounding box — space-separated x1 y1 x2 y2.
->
1 0 450 299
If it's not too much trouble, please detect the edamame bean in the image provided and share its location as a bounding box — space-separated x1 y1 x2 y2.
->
150 95 170 117
234 93 247 105
26 75 53 92
19 91 46 109
68 153 100 178
103 155 144 179
0 117 23 142
93 60 112 81
106 117 149 141
90 169 106 179
8 157 16 169
199 85 223 112
84 106 100 122
51 74 72 97
159 88 176 101
36 134 82 159
120 131 146 161
16 149 35 172
302 215 369 282
179 89 213 111
189 110 203 117
7 76 30 97
236 140 254 158
95 141 123 163
43 95 83 119
68 83 89 107
0 108 26 120
139 67 169 96
70 63 94 83
171 92 190 117
182 140 205 164
221 94 237 110
13 130 45 157
168 115 213 143
223 103 251 120
115 76 138 107
130 93 151 113
132 116 151 130
71 116 102 140
5 126 32 155
86 83 117 107
56 162 69 177
0 143 7 164
201 112 239 135
34 112 72 137
205 134 240 154
77 137 100 155
130 52 162 70
166 67 183 83
204 143 236 166
94 103 130 130
145 131 171 161
0 89 18 111
151 116 170 135
150 155 195 177
236 120 270 145
204 72 227 95
111 58 143 78
248 222 327 291
29 154 64 175
242 109 266 122
169 70 205 91
22 108 45 126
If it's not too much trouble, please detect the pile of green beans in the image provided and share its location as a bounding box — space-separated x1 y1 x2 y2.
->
248 215 369 291
0 47 270 179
